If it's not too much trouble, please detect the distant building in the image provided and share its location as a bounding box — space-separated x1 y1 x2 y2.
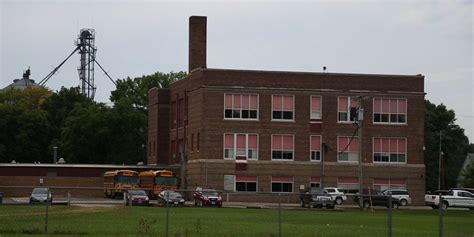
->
3 67 41 90
457 153 474 187
147 16 426 204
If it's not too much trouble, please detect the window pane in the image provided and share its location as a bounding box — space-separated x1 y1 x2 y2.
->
398 154 406 162
272 151 282 159
374 113 381 122
374 153 381 162
390 154 398 162
381 114 389 122
272 183 282 192
283 111 293 120
236 182 246 192
242 110 249 118
250 110 257 118
311 151 320 161
348 152 359 162
311 112 321 119
283 96 294 110
282 183 293 193
398 114 406 123
282 151 293 160
273 111 282 119
247 182 257 192
273 95 283 110
390 114 397 123
338 97 348 112
232 110 241 118
339 153 348 161
225 109 232 118
338 112 348 121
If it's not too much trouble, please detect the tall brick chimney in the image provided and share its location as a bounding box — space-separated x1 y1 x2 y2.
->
188 16 207 73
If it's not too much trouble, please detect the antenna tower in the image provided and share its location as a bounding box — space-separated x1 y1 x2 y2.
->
76 29 96 99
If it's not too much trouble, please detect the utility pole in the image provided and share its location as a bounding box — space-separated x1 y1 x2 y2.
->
438 131 443 190
357 96 365 209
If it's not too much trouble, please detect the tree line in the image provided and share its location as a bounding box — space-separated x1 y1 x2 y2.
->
0 70 472 189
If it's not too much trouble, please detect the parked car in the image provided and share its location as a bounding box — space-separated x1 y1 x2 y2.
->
353 189 400 209
382 189 412 206
29 187 53 204
425 189 474 210
300 188 334 209
158 190 185 206
126 189 150 206
193 187 222 207
324 187 347 205
424 190 450 209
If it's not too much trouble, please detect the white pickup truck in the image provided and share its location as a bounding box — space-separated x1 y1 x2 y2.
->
425 189 474 210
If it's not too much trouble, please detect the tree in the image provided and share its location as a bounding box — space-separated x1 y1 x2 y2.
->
110 71 186 111
424 100 470 191
461 160 474 187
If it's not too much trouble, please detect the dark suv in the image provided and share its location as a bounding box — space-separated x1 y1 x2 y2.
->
300 188 334 209
193 187 222 207
354 189 400 209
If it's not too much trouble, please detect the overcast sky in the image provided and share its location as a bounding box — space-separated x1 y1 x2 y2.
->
1 0 472 141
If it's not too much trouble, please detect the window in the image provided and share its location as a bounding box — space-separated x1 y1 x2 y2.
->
337 178 359 194
224 94 258 119
338 96 359 122
310 136 322 161
224 133 258 160
271 176 293 193
236 176 257 192
373 138 406 163
310 176 320 188
171 101 177 129
272 95 294 120
310 96 322 119
373 98 407 124
373 178 406 191
272 135 294 160
337 137 359 162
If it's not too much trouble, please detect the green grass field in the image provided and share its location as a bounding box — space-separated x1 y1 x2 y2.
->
0 205 472 237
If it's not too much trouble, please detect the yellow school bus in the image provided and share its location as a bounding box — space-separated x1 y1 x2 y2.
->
139 170 178 198
103 170 139 198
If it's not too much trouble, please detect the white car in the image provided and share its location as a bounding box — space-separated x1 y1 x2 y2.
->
324 187 347 205
383 189 412 206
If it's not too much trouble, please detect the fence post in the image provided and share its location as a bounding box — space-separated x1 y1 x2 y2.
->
166 189 170 237
44 187 50 235
67 192 71 206
438 194 443 237
278 193 282 237
387 193 392 237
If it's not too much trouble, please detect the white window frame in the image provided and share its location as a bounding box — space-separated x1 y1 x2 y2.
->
372 137 407 164
271 95 295 122
271 134 294 161
310 135 322 162
372 98 407 125
223 133 259 160
271 177 294 193
235 176 258 193
224 93 259 121
337 136 359 163
310 95 322 120
337 96 359 123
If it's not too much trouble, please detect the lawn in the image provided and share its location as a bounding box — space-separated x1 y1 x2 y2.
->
0 205 472 237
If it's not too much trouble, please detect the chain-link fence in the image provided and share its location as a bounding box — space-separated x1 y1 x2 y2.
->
0 186 455 237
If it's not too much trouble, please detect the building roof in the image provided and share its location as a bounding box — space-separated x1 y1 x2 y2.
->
3 68 42 90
